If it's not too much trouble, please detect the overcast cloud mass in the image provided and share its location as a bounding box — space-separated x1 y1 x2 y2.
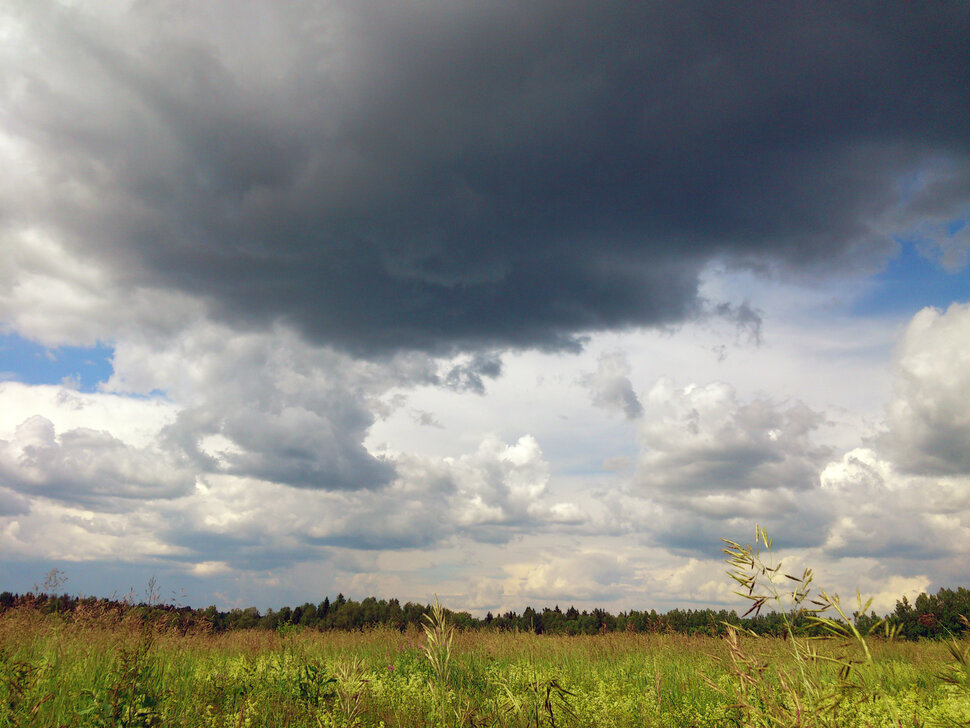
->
0 0 969 614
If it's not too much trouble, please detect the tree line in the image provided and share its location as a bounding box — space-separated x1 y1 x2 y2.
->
1 586 968 639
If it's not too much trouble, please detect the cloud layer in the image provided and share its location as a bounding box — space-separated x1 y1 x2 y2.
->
3 1 969 355
880 303 970 475
1 302 968 611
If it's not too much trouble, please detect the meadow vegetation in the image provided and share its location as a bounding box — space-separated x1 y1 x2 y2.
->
2 529 969 726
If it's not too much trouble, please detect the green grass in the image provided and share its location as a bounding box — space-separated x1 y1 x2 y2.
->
2 604 970 727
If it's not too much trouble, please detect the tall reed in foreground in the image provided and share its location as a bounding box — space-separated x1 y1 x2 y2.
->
938 614 970 695
717 525 906 727
422 595 454 725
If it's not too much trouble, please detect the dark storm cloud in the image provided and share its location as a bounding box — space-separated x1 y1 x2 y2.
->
5 1 970 354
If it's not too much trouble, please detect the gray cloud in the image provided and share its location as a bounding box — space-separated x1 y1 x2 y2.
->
608 379 833 555
411 409 443 428
107 324 418 490
616 303 970 563
146 434 571 567
0 416 195 508
315 435 566 550
4 1 968 356
442 352 504 394
879 303 970 475
582 351 643 419
818 447 970 564
0 486 29 516
635 380 830 495
711 302 763 345
915 223 970 274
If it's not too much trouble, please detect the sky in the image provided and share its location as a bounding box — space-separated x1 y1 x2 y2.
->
1 0 969 615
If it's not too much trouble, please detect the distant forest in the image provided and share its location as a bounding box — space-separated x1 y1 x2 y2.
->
2 587 968 640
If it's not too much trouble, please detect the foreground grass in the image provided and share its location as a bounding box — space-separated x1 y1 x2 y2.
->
2 606 970 727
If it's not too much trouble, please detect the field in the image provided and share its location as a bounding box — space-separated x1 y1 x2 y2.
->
2 602 970 728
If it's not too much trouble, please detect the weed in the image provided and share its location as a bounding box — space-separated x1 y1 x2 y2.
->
422 595 454 725
76 629 161 727
937 614 970 693
717 525 904 727
498 672 577 728
327 657 367 728
0 648 53 728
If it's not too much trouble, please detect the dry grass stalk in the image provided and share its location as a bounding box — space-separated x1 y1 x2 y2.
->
422 595 454 725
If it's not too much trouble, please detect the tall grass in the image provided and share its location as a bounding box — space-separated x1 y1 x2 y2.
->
3 530 970 726
718 525 970 727
2 608 969 726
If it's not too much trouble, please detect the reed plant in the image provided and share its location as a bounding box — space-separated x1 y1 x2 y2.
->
421 595 455 725
717 525 937 727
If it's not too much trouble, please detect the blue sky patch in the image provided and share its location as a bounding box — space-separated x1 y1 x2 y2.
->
852 240 970 317
0 333 114 392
